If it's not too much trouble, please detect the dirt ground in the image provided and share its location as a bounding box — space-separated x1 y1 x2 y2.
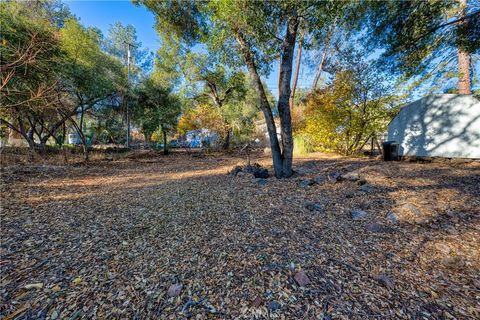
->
1 151 479 319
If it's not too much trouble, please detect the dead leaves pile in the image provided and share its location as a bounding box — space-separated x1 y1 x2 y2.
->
1 152 479 319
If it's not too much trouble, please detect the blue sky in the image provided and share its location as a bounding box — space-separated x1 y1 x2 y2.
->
65 0 313 97
66 1 160 52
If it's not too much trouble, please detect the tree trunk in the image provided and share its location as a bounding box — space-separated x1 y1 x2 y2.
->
277 16 299 177
289 30 303 109
234 29 284 177
312 25 334 90
162 129 168 155
69 117 89 162
223 128 231 150
458 0 471 94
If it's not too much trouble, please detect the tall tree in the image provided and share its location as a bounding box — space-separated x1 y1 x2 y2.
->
60 18 126 160
133 77 181 154
136 0 342 177
365 0 479 94
183 53 247 149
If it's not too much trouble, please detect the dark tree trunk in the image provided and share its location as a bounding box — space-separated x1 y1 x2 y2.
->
234 29 284 177
277 15 299 177
234 15 299 178
162 129 168 155
222 128 231 150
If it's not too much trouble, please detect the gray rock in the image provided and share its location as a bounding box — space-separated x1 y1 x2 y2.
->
254 168 269 178
229 166 243 176
372 274 394 289
366 223 393 233
386 211 397 223
167 283 183 297
359 184 373 193
351 209 368 219
327 171 342 182
256 178 268 186
268 300 281 312
345 191 355 199
341 172 360 181
294 270 311 287
313 175 326 184
299 179 315 188
305 202 323 211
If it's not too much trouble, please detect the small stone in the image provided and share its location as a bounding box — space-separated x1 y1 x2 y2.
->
229 166 242 176
327 171 341 182
351 209 368 219
341 172 360 181
256 178 268 186
359 184 373 193
294 270 311 287
24 283 43 290
366 223 393 233
357 178 368 185
299 179 315 188
372 274 394 289
252 296 263 308
345 191 355 198
313 175 326 184
386 211 397 223
167 283 183 297
253 168 269 178
268 300 281 312
50 310 59 320
305 202 322 212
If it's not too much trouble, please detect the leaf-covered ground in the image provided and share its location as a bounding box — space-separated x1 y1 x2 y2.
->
1 151 479 319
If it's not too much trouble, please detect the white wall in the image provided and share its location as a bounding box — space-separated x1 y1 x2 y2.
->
387 94 480 158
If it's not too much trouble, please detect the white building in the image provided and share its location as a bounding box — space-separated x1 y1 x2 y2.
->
387 94 480 159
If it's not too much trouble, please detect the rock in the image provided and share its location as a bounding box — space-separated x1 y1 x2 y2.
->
167 283 183 297
268 300 281 312
253 168 269 178
341 172 360 181
50 310 59 320
389 202 430 223
386 211 397 224
229 166 243 176
313 175 326 184
351 209 368 219
441 256 465 269
359 184 373 193
299 179 315 188
366 223 393 233
252 296 263 308
327 171 342 182
357 178 368 186
372 274 394 289
256 178 268 186
305 202 323 212
294 270 311 287
24 283 43 290
345 191 355 199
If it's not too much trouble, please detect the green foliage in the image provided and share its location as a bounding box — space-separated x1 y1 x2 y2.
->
363 0 479 90
60 18 126 105
0 1 63 110
300 50 400 155
132 78 181 142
